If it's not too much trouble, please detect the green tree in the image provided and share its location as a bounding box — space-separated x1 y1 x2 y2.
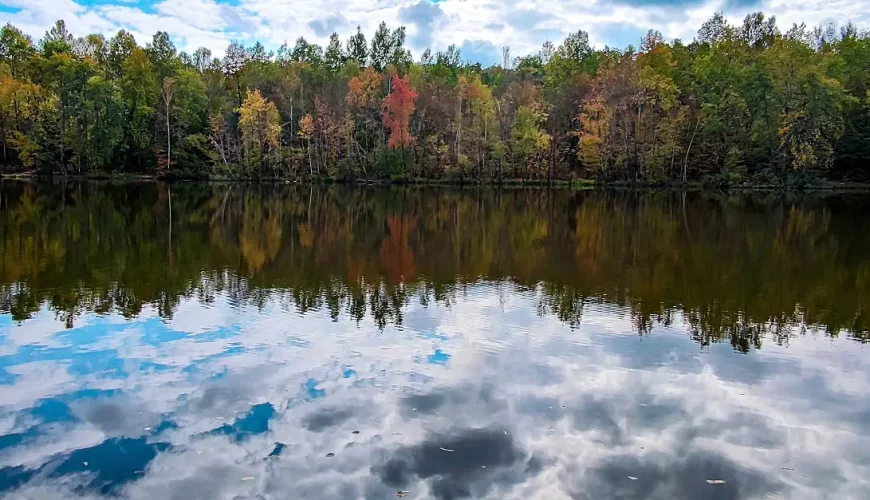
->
120 47 157 170
325 33 344 72
346 26 367 67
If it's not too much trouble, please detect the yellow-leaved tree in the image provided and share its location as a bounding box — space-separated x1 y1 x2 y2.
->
238 90 281 175
0 65 41 168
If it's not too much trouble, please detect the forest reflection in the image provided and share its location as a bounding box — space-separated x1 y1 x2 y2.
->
1 181 868 350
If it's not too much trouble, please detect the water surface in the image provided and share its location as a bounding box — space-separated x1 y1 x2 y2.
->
1 183 869 499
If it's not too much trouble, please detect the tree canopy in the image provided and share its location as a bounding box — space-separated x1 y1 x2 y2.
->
1 15 869 185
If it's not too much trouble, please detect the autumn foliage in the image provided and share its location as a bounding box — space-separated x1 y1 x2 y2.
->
381 74 418 149
2 16 870 183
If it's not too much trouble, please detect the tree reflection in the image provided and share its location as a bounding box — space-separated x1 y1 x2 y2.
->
1 181 868 348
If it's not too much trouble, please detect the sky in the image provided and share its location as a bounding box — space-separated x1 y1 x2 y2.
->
0 0 868 65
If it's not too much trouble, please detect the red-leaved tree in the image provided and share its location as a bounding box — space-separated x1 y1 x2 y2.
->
381 74 418 149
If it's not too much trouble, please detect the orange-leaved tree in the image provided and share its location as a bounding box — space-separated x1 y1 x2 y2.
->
381 74 418 149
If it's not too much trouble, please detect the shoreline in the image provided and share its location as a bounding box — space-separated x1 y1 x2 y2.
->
3 171 870 192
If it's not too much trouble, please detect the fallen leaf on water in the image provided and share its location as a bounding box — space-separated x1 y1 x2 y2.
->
706 479 726 484
439 447 455 452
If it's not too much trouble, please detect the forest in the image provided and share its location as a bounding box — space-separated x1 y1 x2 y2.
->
1 14 869 185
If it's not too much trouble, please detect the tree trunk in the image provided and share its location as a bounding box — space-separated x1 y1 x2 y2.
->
683 121 699 183
166 108 171 172
1 121 6 165
456 97 462 163
307 137 313 177
60 83 66 175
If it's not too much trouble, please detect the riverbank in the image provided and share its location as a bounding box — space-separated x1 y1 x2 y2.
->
4 170 870 192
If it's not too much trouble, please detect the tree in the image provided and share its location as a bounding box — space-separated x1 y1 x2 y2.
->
78 75 123 171
148 31 177 79
291 37 323 65
369 23 410 73
238 90 280 173
120 47 157 169
740 12 780 49
223 41 247 107
0 65 39 166
108 30 136 78
192 47 212 74
42 20 73 56
0 24 35 79
162 77 174 172
370 22 392 72
465 75 497 174
325 33 344 72
298 113 315 175
346 26 368 67
382 74 418 148
698 12 729 45
780 71 851 177
512 104 550 176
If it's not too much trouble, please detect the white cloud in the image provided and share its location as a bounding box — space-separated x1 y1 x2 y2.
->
2 0 869 61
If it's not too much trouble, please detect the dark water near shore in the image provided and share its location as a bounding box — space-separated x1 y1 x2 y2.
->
0 182 869 499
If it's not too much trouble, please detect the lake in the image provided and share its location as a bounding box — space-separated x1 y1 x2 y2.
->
0 182 869 499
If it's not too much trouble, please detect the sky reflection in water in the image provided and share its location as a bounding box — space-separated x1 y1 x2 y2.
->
0 184 869 499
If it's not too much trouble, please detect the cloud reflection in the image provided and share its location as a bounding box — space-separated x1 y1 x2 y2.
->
0 285 867 498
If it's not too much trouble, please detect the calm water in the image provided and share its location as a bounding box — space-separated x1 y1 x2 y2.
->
0 182 869 499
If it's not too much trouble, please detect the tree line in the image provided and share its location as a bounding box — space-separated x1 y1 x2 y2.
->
1 14 870 184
